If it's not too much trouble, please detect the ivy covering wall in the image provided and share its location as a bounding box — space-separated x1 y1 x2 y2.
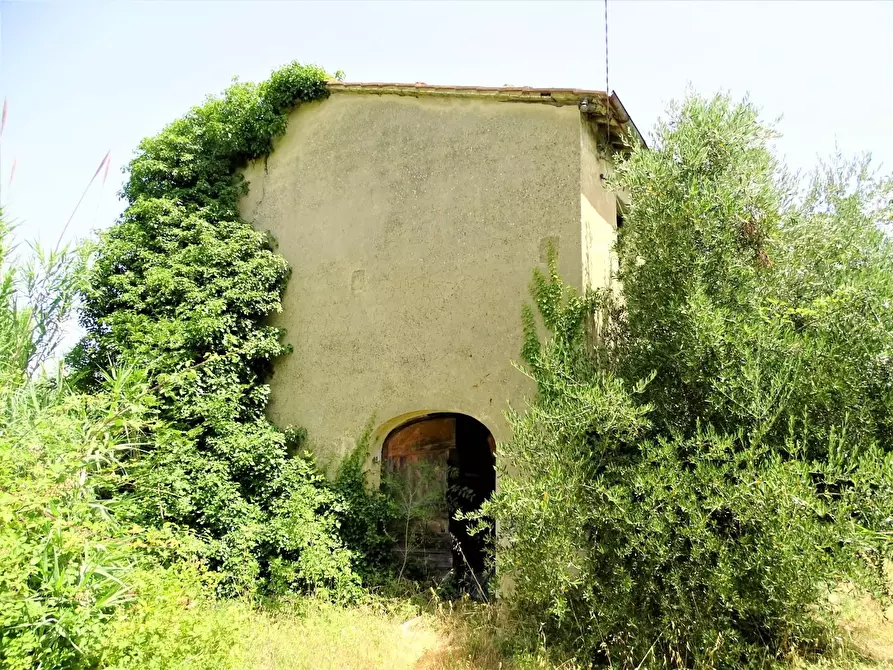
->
69 63 369 595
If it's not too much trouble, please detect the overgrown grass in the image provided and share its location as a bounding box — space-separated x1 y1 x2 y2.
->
210 584 893 670
797 583 893 670
6 83 893 668
237 599 435 670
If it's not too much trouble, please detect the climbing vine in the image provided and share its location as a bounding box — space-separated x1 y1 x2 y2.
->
70 63 365 595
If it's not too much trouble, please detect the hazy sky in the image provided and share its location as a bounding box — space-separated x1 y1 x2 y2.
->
2 0 892 247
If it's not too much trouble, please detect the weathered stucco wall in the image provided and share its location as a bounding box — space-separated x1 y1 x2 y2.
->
580 115 619 294
240 92 584 465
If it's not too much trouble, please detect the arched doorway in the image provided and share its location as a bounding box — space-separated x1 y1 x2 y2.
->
380 413 495 581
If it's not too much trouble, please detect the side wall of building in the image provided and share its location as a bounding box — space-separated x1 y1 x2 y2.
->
240 92 583 465
580 115 619 294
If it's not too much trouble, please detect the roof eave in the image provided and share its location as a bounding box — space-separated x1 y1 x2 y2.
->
327 81 607 106
325 81 641 147
609 91 646 148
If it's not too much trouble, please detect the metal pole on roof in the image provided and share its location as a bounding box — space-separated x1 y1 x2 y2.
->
604 0 610 97
604 0 612 131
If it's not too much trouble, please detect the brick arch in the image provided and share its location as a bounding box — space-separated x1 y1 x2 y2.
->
370 409 495 461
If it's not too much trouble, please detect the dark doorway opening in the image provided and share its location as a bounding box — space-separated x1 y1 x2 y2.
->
448 415 496 576
381 413 495 581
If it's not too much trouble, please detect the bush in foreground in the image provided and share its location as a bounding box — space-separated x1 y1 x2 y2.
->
67 62 371 595
483 94 893 667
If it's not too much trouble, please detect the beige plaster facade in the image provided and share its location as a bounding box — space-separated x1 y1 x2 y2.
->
239 83 636 469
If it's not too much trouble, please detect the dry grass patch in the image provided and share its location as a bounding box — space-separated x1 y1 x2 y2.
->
229 586 893 670
797 585 893 670
237 599 440 670
415 599 509 670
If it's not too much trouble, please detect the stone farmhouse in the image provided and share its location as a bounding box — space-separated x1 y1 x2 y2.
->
240 81 640 573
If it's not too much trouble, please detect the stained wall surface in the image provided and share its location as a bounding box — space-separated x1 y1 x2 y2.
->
240 91 616 463
580 115 620 294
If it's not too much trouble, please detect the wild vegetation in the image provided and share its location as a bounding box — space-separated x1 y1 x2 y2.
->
483 95 893 667
1 59 891 669
0 221 238 668
0 63 393 669
67 62 394 597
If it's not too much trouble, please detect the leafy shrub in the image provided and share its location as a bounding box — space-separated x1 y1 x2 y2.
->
0 378 133 669
0 220 200 668
96 563 251 670
68 63 367 596
0 358 261 670
264 454 363 601
613 96 893 458
0 218 289 670
330 422 398 583
483 94 893 667
382 457 450 581
0 221 118 668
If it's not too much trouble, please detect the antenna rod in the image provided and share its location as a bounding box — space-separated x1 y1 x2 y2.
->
604 0 610 96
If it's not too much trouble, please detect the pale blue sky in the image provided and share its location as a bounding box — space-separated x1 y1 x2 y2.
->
2 0 892 247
